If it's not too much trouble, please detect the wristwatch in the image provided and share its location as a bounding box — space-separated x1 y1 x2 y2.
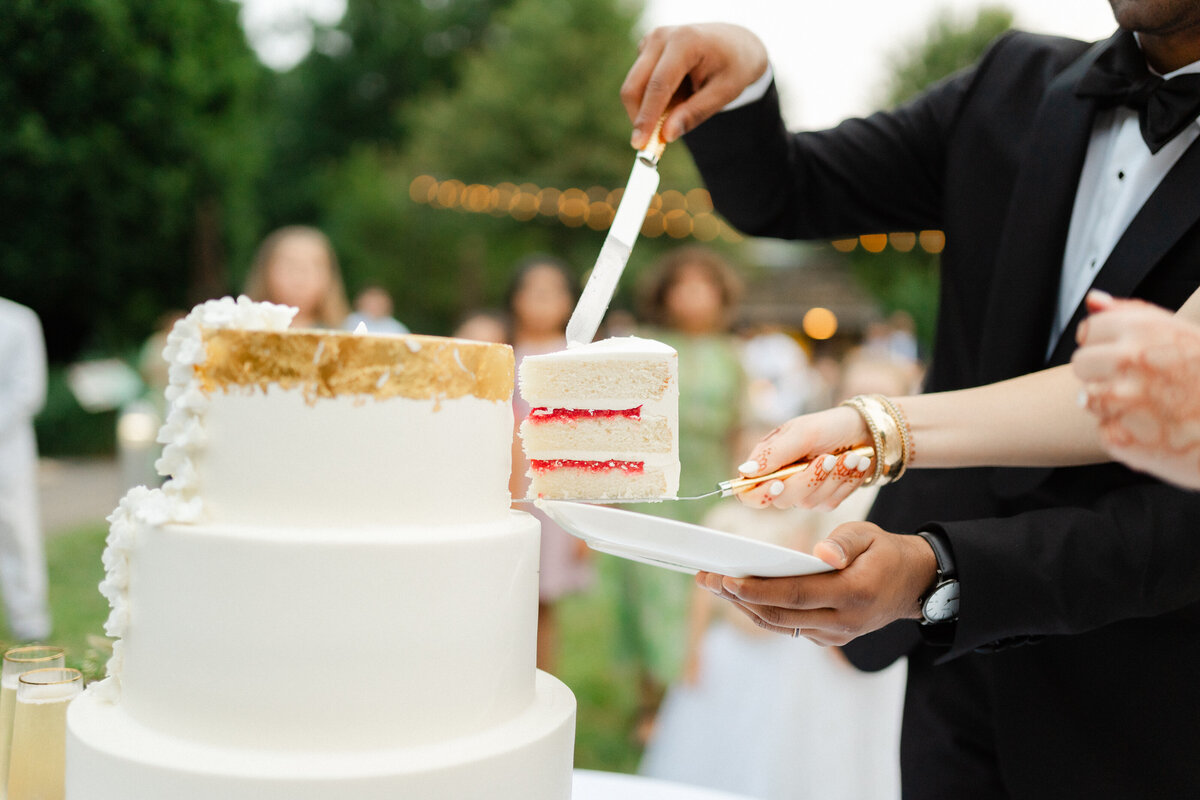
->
916 529 960 624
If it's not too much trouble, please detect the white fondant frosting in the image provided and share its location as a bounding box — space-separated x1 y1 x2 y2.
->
68 671 575 800
558 335 676 356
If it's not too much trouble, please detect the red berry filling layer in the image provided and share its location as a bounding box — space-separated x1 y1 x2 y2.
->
527 406 642 423
529 459 645 474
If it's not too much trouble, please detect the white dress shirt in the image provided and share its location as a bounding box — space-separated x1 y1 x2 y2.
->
1049 52 1200 352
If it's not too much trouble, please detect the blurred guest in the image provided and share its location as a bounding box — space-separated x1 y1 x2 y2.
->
640 354 908 799
619 245 746 741
344 285 409 335
0 298 51 641
506 255 592 674
453 309 509 344
740 325 826 425
601 308 638 338
244 226 349 329
885 310 919 364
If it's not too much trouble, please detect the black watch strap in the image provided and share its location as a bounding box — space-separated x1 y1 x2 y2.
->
917 529 956 581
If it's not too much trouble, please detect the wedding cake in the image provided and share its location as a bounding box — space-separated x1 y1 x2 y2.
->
65 297 576 799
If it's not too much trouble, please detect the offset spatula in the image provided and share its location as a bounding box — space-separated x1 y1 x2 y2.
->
517 446 876 505
564 117 667 346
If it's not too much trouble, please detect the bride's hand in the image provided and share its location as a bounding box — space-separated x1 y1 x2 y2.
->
734 406 874 510
1073 290 1200 490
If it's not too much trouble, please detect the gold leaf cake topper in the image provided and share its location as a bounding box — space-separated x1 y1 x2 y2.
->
195 328 514 404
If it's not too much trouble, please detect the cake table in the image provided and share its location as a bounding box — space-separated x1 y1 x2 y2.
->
573 769 754 799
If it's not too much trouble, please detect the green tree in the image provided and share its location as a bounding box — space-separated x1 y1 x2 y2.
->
320 0 702 333
258 0 516 227
847 5 1014 351
0 0 267 360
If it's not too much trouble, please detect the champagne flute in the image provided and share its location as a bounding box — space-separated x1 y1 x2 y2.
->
0 648 64 800
7 668 82 800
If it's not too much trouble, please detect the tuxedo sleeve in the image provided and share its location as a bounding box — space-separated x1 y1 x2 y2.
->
933 475 1200 660
680 36 1009 239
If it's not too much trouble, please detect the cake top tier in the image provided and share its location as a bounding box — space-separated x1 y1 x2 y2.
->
154 297 516 527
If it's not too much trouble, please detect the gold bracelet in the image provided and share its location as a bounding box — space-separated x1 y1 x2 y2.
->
874 395 912 482
841 396 884 486
840 395 905 486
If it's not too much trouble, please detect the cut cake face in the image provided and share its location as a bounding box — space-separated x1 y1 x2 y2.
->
518 337 680 500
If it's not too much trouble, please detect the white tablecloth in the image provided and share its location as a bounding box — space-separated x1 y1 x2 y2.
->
573 770 754 800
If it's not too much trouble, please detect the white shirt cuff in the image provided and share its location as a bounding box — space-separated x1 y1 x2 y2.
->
721 64 774 112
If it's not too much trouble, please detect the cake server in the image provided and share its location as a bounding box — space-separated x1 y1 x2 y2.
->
564 117 667 346
516 446 876 505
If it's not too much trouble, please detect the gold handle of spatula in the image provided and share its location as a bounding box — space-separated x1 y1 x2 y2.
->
716 445 876 498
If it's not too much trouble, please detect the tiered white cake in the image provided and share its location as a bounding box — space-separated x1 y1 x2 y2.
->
65 297 576 799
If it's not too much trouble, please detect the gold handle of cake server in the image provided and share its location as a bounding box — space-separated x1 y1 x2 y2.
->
717 445 876 497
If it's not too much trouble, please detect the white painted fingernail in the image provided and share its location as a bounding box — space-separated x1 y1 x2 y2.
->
856 458 870 472
768 480 785 497
738 460 759 474
822 454 837 472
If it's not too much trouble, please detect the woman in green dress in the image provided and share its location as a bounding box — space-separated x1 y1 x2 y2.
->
619 245 746 742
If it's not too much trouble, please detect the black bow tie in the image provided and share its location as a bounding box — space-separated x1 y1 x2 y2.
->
1075 31 1200 154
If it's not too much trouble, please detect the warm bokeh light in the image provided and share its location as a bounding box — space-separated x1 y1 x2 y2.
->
586 201 614 231
641 208 665 238
409 174 437 204
919 230 946 253
889 232 917 252
860 233 887 253
692 212 720 242
407 176 742 241
831 238 858 252
664 209 692 239
802 307 838 340
660 189 687 212
536 187 561 216
686 187 713 214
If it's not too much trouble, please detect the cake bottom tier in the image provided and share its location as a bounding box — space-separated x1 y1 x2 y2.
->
66 671 575 800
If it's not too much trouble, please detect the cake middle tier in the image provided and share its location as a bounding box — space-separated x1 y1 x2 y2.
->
117 511 540 751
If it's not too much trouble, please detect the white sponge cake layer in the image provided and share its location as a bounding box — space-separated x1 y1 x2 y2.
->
519 337 679 500
527 462 676 501
520 413 674 455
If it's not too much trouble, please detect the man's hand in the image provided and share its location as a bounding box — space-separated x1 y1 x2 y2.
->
1073 290 1200 490
695 522 938 646
621 23 769 149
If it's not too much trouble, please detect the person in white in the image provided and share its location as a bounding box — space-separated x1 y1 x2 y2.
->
0 298 51 641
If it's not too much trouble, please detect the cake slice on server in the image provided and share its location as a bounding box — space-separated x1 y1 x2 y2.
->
519 336 680 500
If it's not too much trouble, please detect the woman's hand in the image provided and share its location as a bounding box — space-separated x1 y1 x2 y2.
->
1072 290 1200 489
621 24 769 148
734 406 874 510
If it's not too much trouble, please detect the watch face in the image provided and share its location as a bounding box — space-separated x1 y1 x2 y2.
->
923 581 960 623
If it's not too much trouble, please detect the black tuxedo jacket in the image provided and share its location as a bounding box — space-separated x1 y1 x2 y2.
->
685 30 1200 797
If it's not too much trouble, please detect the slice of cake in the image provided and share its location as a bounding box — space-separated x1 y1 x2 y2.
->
519 336 679 500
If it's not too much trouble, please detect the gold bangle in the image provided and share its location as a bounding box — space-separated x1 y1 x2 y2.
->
874 395 912 482
840 395 905 486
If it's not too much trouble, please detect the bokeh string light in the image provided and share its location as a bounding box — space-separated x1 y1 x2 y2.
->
409 175 946 252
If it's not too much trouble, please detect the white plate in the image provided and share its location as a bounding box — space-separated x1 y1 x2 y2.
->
538 501 834 578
